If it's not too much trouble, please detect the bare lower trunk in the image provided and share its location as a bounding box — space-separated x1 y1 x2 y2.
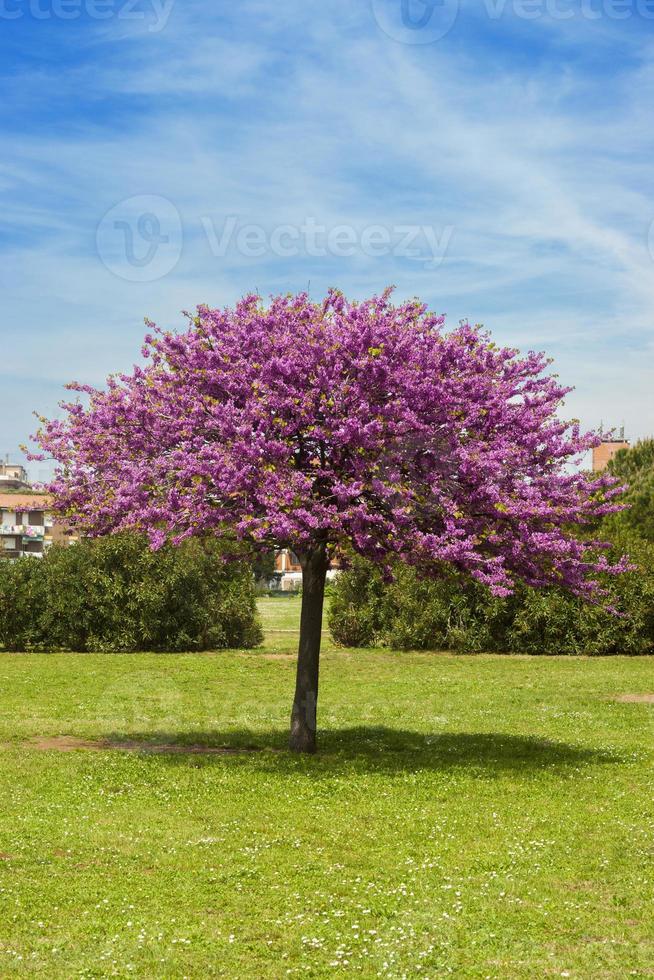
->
289 545 329 754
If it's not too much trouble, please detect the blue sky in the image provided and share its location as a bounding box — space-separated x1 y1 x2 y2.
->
1 0 653 478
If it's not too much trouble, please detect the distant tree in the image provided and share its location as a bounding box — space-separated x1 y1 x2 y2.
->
606 439 654 541
252 549 278 588
34 290 626 752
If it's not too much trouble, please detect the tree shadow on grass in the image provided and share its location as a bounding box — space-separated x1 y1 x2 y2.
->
98 726 620 776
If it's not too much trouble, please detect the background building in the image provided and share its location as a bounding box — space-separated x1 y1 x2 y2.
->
592 427 630 473
275 549 303 591
0 459 31 491
273 549 341 591
0 463 79 560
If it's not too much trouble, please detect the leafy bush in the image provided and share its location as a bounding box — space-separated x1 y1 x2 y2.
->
328 536 654 656
0 534 262 652
328 558 505 652
327 558 386 647
382 568 512 654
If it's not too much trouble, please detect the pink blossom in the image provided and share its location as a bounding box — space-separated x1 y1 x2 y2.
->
33 289 626 598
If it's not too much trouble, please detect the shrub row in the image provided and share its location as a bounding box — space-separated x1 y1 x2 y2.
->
0 534 263 652
328 535 654 655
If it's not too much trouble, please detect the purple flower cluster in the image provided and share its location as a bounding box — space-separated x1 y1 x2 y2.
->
34 289 627 596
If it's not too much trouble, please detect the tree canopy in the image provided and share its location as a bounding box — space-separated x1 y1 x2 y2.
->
35 290 624 598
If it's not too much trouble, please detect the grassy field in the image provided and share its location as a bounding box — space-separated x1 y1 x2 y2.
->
257 593 306 641
1 596 654 977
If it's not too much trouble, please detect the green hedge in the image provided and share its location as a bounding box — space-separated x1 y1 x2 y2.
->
0 534 263 652
328 536 654 656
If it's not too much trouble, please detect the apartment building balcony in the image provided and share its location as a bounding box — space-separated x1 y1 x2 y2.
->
0 524 45 540
1 523 23 536
21 525 45 540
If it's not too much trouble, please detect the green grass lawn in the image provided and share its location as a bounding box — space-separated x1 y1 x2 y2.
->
257 593 304 641
1 603 654 977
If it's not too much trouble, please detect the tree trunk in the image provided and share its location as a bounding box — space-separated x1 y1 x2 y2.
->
289 544 329 753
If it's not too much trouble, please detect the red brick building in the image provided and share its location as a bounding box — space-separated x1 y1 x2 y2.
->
592 431 630 473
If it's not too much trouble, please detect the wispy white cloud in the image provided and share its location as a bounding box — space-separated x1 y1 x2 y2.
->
1 0 653 466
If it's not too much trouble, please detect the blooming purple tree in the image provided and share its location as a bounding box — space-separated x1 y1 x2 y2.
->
35 290 625 752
